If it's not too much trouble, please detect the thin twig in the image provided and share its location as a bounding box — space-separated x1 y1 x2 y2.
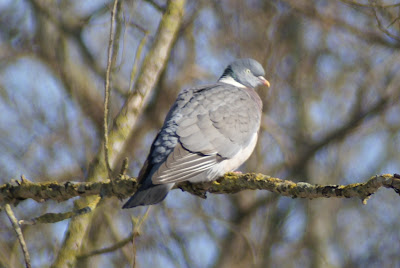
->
131 207 150 268
387 17 400 28
77 233 135 259
370 0 400 41
4 204 31 268
76 207 150 261
129 21 150 35
18 198 99 225
285 0 400 49
340 0 400 8
120 157 129 175
143 0 165 12
104 0 120 179
111 1 123 69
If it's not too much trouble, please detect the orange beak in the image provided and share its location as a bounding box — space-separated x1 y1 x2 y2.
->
258 76 270 87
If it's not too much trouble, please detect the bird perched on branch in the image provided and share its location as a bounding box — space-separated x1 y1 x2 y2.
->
123 58 270 208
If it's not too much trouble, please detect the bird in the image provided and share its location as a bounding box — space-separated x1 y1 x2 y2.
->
123 58 270 208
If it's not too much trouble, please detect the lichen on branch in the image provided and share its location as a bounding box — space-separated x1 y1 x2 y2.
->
1 173 399 207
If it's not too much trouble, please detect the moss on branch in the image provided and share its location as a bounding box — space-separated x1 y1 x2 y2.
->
1 173 399 207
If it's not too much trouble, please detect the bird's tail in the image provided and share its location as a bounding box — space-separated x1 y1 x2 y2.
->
122 183 174 209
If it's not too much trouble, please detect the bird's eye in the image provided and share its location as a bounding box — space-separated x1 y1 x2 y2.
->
245 69 251 74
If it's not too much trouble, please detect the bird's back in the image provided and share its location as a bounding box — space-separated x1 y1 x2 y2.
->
140 83 262 185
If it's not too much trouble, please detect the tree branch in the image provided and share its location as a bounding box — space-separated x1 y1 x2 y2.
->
103 0 120 178
285 0 400 49
2 173 399 208
4 204 32 268
77 232 135 259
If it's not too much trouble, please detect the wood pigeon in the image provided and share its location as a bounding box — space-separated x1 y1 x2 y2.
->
123 58 270 208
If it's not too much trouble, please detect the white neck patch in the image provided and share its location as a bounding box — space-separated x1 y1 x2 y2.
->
218 76 246 88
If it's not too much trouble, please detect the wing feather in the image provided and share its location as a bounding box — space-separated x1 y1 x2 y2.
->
144 83 262 185
152 143 218 184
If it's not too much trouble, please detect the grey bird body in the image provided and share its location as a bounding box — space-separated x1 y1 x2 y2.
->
123 58 269 208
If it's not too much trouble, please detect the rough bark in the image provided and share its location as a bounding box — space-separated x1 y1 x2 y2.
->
2 173 399 209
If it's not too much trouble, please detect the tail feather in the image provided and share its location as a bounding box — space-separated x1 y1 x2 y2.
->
122 183 174 209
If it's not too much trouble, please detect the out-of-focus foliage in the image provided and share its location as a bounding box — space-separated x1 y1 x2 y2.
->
1 0 400 267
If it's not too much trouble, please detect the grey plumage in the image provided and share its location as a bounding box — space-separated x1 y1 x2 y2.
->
123 58 269 208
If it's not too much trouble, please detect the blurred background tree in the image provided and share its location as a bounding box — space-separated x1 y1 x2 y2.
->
1 0 400 267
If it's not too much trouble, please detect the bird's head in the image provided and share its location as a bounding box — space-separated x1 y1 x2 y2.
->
219 58 270 88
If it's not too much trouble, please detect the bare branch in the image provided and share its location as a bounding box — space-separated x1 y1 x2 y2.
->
288 96 390 174
28 0 106 131
4 204 32 268
77 209 150 261
77 232 135 259
18 200 98 225
370 1 400 41
143 0 166 12
104 0 120 178
340 0 400 8
285 0 400 48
